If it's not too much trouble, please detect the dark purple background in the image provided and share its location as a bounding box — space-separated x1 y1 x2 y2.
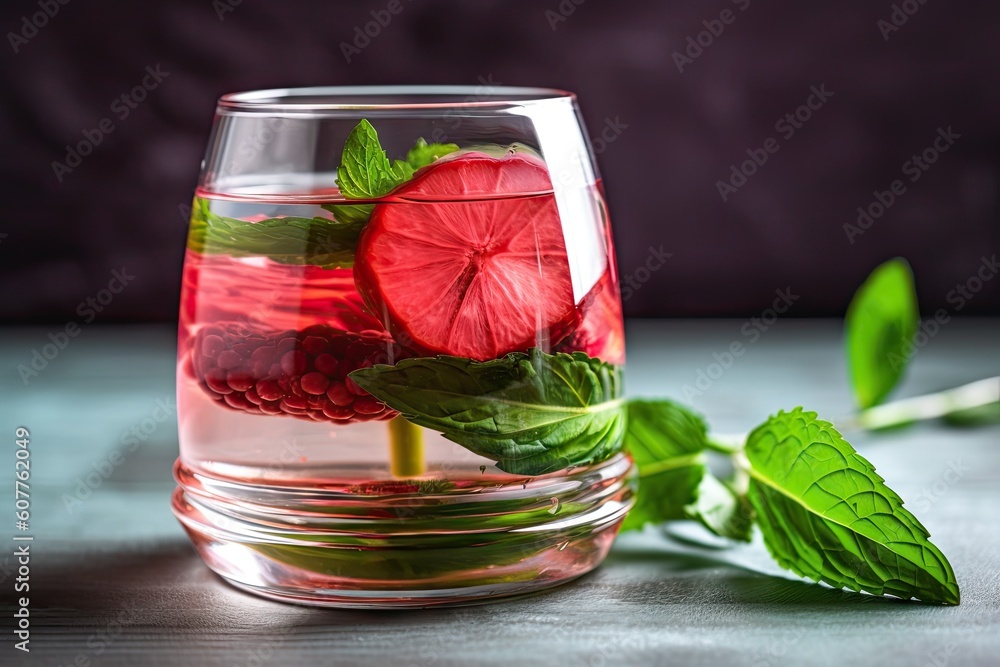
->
2 0 998 323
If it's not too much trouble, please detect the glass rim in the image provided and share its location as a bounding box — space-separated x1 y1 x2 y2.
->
217 85 576 112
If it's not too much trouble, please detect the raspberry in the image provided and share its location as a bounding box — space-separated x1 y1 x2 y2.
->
553 268 626 365
188 323 406 425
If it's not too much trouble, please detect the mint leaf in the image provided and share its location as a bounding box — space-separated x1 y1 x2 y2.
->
855 376 1000 430
348 349 625 476
393 158 415 181
745 407 960 604
325 203 374 226
942 399 1000 426
846 258 918 409
684 472 754 542
619 399 708 531
336 119 411 200
326 123 450 226
187 197 359 269
406 138 459 169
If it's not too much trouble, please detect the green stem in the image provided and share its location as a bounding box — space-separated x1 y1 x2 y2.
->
850 376 1000 431
388 416 425 478
705 433 746 454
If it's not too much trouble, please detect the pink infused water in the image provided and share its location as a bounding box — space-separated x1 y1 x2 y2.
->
177 190 625 488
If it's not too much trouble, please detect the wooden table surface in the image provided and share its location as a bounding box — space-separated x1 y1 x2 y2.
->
2 319 998 667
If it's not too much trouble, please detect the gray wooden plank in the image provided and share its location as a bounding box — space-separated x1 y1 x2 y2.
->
2 320 998 666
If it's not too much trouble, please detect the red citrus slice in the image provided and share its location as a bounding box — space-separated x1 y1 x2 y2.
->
355 152 575 360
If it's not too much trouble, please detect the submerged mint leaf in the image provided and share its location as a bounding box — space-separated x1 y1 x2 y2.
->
406 138 460 169
745 407 960 604
336 119 411 200
349 349 625 476
684 472 754 542
620 399 708 531
846 258 918 409
324 202 373 226
187 197 359 269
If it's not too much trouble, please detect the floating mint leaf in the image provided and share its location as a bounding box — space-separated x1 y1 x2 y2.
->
326 123 453 225
393 158 415 182
745 407 960 604
846 258 918 409
349 349 625 476
335 119 411 200
406 138 460 169
620 399 707 531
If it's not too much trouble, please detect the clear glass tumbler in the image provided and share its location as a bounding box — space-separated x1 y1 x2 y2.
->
172 86 634 607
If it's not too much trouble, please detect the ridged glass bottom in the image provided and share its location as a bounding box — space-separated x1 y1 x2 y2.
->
172 454 636 608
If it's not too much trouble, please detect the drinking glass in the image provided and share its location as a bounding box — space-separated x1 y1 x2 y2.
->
172 86 634 607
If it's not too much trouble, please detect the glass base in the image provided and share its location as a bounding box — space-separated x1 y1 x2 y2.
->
172 454 636 608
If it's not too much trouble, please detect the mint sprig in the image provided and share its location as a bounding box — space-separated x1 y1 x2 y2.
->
619 401 958 603
406 137 460 170
845 258 998 429
746 408 959 604
347 341 960 602
327 121 460 225
845 258 918 409
336 119 414 199
619 399 708 531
